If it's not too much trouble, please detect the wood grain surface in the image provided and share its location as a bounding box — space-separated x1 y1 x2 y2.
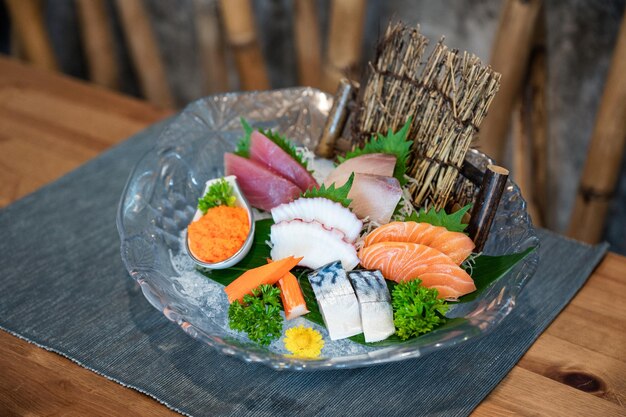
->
0 57 624 417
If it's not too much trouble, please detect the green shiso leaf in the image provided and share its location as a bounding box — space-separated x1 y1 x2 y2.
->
198 219 536 346
301 173 354 208
233 118 309 171
338 118 413 186
403 204 472 233
457 246 536 303
234 117 253 158
197 178 236 214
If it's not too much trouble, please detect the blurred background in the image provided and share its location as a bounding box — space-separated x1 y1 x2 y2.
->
1 0 625 254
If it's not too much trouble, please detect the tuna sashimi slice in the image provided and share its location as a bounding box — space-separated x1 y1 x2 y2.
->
323 153 397 188
271 197 363 243
270 219 359 271
348 174 402 225
358 242 476 299
224 153 301 212
363 221 475 264
249 131 318 191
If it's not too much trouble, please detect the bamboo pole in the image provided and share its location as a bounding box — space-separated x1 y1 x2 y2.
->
115 0 174 108
467 165 510 252
294 0 322 88
193 0 229 94
76 0 119 89
477 0 542 162
321 0 366 92
218 0 269 91
316 79 356 158
511 97 543 226
5 0 58 71
567 13 626 243
528 9 549 225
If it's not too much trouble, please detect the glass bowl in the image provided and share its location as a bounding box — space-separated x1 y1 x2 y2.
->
116 88 539 370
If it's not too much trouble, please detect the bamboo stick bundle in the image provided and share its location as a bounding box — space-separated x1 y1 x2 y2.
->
351 22 501 210
567 12 626 244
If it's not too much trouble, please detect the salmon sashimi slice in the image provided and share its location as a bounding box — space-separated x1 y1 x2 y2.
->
363 221 475 264
358 242 476 299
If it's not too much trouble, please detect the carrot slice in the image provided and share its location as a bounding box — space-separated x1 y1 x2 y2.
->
224 256 302 303
267 259 309 320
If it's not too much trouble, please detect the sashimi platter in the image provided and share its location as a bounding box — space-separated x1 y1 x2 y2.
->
118 24 539 370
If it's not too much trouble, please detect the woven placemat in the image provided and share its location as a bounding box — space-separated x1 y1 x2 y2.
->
0 120 608 417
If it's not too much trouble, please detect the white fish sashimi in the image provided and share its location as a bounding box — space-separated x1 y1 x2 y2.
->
271 197 363 243
323 153 397 188
348 270 395 343
348 173 402 225
270 220 359 271
308 261 363 340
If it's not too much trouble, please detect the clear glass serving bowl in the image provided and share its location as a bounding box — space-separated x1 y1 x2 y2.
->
117 88 539 370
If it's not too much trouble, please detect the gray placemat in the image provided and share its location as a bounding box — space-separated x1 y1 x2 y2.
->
0 120 608 417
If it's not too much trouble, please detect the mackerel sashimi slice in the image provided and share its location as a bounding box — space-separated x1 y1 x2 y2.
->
348 174 402 225
271 197 363 243
224 153 301 211
308 261 362 340
270 219 359 270
323 153 396 187
358 242 476 300
347 270 395 342
249 131 318 191
363 221 475 264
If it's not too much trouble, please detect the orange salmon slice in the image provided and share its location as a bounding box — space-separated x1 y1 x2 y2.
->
363 221 475 265
358 242 476 299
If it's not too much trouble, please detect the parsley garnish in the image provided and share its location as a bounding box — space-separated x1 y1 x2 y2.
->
197 178 236 214
301 173 354 207
392 280 449 340
339 118 413 185
228 284 283 346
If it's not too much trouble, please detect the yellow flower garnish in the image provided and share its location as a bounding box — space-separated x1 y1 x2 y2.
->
283 326 324 359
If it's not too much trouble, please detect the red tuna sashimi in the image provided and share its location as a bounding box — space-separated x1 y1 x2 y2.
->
348 174 402 225
249 131 318 191
224 153 301 211
323 153 396 187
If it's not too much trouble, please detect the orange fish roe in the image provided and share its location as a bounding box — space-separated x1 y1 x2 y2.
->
187 206 250 263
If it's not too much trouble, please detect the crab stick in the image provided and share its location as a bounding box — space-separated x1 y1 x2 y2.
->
224 256 302 303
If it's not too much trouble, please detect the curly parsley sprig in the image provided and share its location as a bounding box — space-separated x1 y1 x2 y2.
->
228 284 283 346
197 178 236 214
392 280 449 340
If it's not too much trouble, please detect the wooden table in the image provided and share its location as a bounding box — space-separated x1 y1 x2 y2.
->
1 57 624 416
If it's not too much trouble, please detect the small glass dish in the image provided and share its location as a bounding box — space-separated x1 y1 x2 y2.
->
117 87 539 371
185 176 255 269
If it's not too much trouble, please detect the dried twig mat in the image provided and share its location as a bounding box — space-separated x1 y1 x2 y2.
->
350 22 501 210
